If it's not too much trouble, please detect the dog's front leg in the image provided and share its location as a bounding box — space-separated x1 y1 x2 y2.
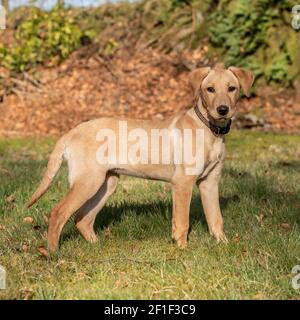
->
171 180 193 248
198 164 228 243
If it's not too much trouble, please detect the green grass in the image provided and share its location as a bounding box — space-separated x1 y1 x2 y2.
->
0 131 300 300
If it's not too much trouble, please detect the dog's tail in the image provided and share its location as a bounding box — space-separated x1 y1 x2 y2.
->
27 137 65 208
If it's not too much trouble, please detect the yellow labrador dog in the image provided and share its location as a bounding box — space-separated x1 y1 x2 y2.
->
27 66 254 252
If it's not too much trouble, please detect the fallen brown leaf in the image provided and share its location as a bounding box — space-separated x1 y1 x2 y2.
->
38 246 49 257
19 288 35 300
23 216 34 224
131 245 140 254
76 272 87 279
114 280 128 289
0 47 299 137
233 233 241 243
5 194 15 203
22 244 29 253
242 249 248 256
279 223 290 229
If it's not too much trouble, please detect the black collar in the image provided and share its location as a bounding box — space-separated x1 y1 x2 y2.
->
193 106 232 136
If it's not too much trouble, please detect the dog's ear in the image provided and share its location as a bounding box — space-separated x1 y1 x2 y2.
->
189 67 211 99
228 66 254 97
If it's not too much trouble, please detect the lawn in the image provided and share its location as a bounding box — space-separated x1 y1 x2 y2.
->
0 131 300 300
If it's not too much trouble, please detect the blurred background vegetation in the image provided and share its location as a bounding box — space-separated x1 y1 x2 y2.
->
0 0 299 89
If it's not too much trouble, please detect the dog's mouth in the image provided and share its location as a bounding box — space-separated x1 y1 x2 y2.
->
207 108 234 124
217 109 236 122
208 113 232 128
207 113 222 121
218 117 232 124
210 114 229 122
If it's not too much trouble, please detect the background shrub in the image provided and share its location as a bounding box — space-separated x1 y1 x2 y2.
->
0 6 93 72
207 0 300 86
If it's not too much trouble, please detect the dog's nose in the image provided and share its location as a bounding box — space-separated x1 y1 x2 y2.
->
217 105 229 116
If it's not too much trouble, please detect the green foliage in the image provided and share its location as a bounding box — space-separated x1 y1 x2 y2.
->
1 1 299 88
207 0 300 86
0 6 93 72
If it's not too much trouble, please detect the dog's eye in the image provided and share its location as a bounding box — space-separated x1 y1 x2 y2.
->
228 86 236 92
207 87 215 93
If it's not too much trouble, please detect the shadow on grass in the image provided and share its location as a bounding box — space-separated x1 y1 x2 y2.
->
2 159 300 242
94 165 300 231
223 166 300 225
92 166 300 238
275 160 300 171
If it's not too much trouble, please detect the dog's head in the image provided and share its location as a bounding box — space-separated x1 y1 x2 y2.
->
189 66 254 122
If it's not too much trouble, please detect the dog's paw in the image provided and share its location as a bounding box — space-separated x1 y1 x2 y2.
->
209 227 228 244
172 237 188 249
171 236 188 249
177 240 188 249
214 232 228 244
172 231 188 249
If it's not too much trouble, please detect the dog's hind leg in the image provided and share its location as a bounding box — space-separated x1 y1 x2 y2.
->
47 170 107 252
74 173 119 243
